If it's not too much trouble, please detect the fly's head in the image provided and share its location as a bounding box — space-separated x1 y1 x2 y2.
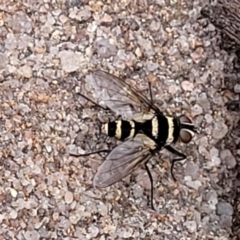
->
178 115 199 144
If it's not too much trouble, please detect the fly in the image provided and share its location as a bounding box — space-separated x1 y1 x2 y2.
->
70 70 198 210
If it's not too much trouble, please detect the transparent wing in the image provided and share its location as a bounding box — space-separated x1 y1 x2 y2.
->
86 70 162 119
93 134 160 188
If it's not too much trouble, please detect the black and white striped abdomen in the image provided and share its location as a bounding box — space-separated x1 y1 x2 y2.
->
101 120 136 141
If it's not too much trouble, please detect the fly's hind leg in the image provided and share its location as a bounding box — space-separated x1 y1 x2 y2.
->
164 145 186 181
144 162 155 210
69 149 110 158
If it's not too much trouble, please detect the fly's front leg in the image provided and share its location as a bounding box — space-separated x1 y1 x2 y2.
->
164 145 186 181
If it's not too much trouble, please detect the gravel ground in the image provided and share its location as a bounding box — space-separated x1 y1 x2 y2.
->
0 0 239 239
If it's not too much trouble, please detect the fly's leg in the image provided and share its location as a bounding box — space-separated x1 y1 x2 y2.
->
145 162 155 210
76 92 109 111
69 149 110 168
70 149 110 158
164 145 186 181
148 82 154 105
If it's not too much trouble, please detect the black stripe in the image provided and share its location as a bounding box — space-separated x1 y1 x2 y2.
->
107 121 117 137
141 115 169 143
142 120 152 138
173 117 180 143
157 115 169 143
120 120 133 140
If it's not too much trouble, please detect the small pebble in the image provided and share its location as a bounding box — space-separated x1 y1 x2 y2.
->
217 201 233 216
64 191 74 204
220 149 236 169
181 80 194 91
24 230 40 240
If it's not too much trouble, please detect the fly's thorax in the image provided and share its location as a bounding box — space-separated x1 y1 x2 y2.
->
162 115 197 144
142 115 169 144
149 115 178 145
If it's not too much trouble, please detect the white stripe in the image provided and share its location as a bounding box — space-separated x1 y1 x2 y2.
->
152 116 158 139
129 121 135 138
166 117 174 143
115 121 122 139
102 124 108 135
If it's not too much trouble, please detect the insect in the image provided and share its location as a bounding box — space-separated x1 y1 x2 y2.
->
71 70 198 209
